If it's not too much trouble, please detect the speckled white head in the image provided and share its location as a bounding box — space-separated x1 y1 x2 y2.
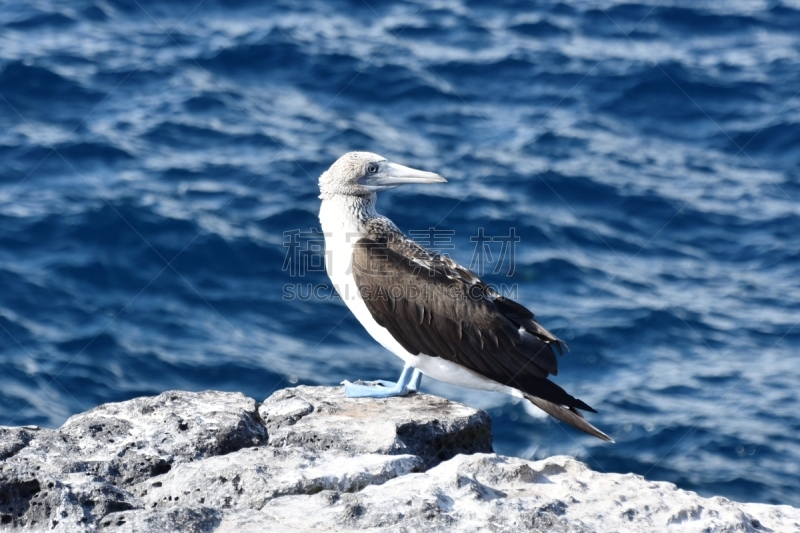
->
318 151 445 199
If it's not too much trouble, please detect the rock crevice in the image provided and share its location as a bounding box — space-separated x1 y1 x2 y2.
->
0 386 797 532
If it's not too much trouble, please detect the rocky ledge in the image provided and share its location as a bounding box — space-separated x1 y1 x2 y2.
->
1 387 797 532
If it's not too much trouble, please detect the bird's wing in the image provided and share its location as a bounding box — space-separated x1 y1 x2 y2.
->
351 234 596 414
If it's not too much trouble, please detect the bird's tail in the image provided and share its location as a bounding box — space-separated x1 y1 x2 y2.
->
525 394 614 442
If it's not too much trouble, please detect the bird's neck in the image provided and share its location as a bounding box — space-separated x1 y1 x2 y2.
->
319 193 378 234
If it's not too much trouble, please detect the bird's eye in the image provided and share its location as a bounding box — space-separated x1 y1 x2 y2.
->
367 164 378 174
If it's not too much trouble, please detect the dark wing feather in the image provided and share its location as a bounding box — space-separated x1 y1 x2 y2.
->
525 395 613 442
351 234 599 421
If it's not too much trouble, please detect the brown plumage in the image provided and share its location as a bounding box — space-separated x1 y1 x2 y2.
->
351 219 612 442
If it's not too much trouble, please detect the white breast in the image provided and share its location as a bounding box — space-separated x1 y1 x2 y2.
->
319 195 521 397
319 196 412 359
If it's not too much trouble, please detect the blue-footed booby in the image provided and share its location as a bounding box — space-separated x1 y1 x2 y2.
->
318 151 612 441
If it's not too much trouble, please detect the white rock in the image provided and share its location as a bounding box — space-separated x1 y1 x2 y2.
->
1 386 798 532
260 386 494 464
134 447 422 511
258 453 800 532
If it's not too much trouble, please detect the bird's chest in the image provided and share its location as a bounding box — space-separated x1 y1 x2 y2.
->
318 197 418 362
319 199 362 300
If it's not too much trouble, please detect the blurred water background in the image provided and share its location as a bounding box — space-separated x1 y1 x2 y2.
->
1 0 799 506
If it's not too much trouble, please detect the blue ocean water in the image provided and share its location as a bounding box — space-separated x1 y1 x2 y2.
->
1 0 799 507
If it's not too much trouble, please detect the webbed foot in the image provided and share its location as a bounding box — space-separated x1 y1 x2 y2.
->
342 364 422 398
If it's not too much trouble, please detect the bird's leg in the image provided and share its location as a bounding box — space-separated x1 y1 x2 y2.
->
343 363 418 398
408 368 422 392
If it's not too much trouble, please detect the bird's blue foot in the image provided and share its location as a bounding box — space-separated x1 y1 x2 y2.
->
343 363 422 398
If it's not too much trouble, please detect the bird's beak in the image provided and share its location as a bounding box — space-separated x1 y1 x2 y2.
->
359 162 446 190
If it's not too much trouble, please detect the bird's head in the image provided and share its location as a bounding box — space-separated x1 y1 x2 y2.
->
318 151 446 199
